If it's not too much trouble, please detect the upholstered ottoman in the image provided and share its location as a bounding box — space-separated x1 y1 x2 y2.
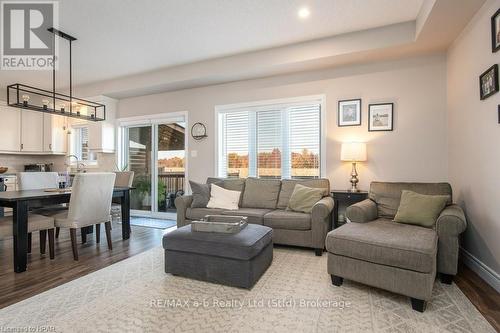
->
326 220 438 312
163 224 273 289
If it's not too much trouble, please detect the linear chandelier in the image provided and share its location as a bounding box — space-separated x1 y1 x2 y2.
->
6 28 105 122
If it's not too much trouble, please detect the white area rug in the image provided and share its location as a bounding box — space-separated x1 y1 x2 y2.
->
0 247 494 333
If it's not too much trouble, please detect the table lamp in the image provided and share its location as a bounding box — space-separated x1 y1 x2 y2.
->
341 142 367 192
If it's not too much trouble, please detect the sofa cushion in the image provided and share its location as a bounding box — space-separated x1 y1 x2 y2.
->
326 219 437 273
163 224 273 261
287 184 324 213
221 208 273 225
264 210 311 231
393 190 449 228
277 179 330 209
369 182 452 219
241 178 281 209
189 181 212 208
207 177 245 205
207 184 240 210
186 207 226 220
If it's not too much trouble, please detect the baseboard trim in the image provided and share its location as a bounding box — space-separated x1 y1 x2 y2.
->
460 247 500 293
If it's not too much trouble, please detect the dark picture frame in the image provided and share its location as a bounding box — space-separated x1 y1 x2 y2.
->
492 8 500 52
479 64 499 100
498 105 500 124
338 99 361 127
368 103 393 132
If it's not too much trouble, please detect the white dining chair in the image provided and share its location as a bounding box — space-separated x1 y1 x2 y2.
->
50 173 116 260
0 214 55 259
17 172 61 252
17 172 59 191
111 171 134 223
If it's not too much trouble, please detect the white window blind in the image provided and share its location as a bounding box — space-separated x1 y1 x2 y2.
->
289 105 321 179
218 98 322 179
72 126 96 163
257 110 282 179
219 111 250 178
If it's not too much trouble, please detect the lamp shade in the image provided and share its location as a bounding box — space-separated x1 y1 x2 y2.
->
341 142 367 162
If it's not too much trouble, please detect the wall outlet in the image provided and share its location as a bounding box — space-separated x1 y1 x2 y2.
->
190 150 198 157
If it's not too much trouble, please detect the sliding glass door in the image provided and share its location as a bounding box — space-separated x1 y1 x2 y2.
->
122 116 186 219
128 125 152 213
156 122 186 214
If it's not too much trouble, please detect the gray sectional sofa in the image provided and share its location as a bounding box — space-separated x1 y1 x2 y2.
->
175 177 334 255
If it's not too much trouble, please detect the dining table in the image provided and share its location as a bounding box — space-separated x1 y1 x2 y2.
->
0 186 132 273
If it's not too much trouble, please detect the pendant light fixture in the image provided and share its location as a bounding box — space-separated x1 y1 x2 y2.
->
6 28 105 121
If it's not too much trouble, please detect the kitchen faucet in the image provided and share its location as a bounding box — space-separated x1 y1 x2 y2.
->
67 155 86 173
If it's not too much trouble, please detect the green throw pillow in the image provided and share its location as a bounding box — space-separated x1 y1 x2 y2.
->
393 190 449 228
287 184 324 213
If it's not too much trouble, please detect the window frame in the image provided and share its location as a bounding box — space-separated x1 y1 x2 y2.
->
70 124 97 166
215 95 326 179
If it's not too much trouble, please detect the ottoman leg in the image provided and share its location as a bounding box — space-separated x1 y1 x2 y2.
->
410 298 427 312
440 273 453 284
331 275 343 286
315 248 323 256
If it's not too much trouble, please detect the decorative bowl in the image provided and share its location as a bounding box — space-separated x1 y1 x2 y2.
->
0 167 8 174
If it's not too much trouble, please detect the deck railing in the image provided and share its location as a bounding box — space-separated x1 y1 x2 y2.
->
158 172 185 194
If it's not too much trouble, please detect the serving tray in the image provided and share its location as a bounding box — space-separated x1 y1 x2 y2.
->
191 215 248 234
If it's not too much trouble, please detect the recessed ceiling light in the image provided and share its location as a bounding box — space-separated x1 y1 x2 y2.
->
298 7 310 19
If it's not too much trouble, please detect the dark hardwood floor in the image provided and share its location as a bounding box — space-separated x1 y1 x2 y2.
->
454 263 500 331
0 222 165 309
0 224 498 332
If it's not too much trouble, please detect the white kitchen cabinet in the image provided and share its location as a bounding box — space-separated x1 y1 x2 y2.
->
0 105 21 152
86 96 117 153
20 110 44 152
43 113 68 154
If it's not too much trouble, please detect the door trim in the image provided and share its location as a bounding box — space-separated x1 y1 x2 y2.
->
118 111 189 217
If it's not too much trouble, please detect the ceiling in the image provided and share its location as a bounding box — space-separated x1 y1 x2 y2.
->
0 0 485 99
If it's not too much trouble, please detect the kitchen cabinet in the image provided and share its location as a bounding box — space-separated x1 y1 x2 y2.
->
43 113 68 154
21 110 44 153
85 96 117 153
0 105 21 152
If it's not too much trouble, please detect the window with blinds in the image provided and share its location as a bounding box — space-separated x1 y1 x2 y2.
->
72 126 96 163
218 98 322 179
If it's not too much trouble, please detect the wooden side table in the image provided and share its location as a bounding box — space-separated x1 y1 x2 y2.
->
331 190 369 229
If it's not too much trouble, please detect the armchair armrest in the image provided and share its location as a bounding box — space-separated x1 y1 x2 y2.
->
346 199 378 223
435 204 467 276
436 204 467 237
311 196 334 250
312 196 335 222
175 195 193 227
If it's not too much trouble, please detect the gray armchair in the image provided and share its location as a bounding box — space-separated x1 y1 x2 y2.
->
326 182 467 312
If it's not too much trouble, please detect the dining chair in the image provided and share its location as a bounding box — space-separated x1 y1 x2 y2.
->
17 172 59 191
50 173 116 260
0 214 55 259
18 172 62 252
111 171 134 224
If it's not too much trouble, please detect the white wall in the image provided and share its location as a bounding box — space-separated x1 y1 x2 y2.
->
447 0 500 286
119 54 448 191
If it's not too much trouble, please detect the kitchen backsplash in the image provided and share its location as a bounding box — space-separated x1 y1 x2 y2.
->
0 153 116 173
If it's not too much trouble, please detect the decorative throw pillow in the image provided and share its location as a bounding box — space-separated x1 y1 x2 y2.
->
393 190 449 228
207 184 241 210
287 184 324 213
189 181 212 208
